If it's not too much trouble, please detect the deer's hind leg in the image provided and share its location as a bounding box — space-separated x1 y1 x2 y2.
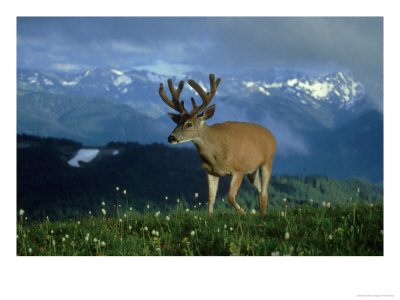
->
259 162 272 215
246 169 262 211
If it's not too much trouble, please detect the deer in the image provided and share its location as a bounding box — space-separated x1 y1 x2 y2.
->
159 73 277 215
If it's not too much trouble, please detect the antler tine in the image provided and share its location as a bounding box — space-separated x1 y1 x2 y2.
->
159 79 186 113
187 73 221 116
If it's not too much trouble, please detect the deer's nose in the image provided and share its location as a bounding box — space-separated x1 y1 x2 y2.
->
168 135 177 143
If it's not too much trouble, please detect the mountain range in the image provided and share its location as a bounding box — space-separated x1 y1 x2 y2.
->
16 68 383 182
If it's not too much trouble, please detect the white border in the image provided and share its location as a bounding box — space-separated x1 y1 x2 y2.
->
2 1 399 300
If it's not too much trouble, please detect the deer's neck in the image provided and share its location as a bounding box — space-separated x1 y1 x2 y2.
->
192 123 225 175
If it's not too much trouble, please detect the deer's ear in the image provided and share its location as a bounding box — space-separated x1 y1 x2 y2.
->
168 113 181 124
199 104 215 121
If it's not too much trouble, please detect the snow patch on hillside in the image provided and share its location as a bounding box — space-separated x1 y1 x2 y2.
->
68 149 100 167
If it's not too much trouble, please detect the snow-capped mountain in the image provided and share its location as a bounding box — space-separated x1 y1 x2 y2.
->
17 68 371 119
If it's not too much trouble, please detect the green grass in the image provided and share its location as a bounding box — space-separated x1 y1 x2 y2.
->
17 201 383 256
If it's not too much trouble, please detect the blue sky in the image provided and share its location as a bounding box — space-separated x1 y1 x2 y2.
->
17 17 382 77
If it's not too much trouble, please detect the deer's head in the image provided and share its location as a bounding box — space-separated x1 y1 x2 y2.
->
159 74 221 144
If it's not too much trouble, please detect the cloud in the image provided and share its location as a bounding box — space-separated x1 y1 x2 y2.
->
17 17 382 108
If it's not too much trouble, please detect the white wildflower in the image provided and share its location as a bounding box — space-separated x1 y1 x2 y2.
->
155 211 160 217
165 196 168 200
128 225 132 230
190 231 195 236
129 207 133 211
280 211 285 217
28 248 32 254
250 209 256 215
177 198 180 203
101 241 106 247
185 208 189 212
52 240 56 246
327 202 331 208
194 193 199 198
77 221 80 225
230 227 233 231
285 232 290 240
224 224 227 229
19 209 25 217
283 198 287 203
101 208 106 215
146 204 150 209
271 251 280 256
116 186 119 191
328 234 333 240
144 226 148 232
322 201 326 207
123 189 127 195
166 216 170 222
101 201 105 207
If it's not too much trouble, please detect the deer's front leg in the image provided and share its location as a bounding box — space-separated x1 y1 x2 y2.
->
207 173 219 215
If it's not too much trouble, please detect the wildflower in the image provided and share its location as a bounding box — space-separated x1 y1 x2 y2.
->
155 211 160 217
119 219 122 223
250 209 256 215
271 251 280 256
77 221 80 225
310 199 313 203
199 217 202 221
123 214 127 218
46 216 50 222
146 204 150 209
165 196 168 200
284 232 290 240
123 189 127 195
101 241 106 247
93 238 97 242
129 207 133 211
116 186 119 191
194 205 197 209
195 193 199 198
128 225 132 230
283 197 287 203
177 198 180 203
194 216 198 220
322 201 326 207
19 209 25 217
51 230 54 234
230 227 233 231
52 240 56 246
380 229 384 235
166 215 170 222
327 202 331 208
28 248 32 254
370 203 374 207
198 202 202 206
280 211 285 217
62 237 66 242
190 231 195 236
85 233 90 242
221 198 225 203
185 208 189 212
328 234 333 240
182 237 189 243
155 247 161 252
217 228 220 233
89 211 92 215
65 234 69 239
224 224 227 229
357 187 360 194
144 226 148 232
101 208 106 215
101 201 105 207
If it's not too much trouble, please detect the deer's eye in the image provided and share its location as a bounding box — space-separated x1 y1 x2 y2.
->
186 122 192 128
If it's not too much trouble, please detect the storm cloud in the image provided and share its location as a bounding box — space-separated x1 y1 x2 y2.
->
17 17 383 108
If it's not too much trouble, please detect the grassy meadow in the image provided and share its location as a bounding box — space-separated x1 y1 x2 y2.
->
17 195 383 256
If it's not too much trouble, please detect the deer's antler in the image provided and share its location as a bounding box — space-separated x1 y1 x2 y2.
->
187 73 221 116
159 79 187 114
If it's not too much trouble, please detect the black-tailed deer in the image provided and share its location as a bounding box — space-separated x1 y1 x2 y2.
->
159 74 276 215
